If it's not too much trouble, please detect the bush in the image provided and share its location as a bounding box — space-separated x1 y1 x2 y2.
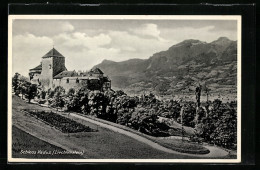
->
26 84 37 103
195 100 237 149
67 88 75 97
128 108 170 137
180 102 196 127
67 88 89 113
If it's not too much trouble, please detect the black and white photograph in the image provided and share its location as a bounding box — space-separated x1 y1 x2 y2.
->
8 15 241 163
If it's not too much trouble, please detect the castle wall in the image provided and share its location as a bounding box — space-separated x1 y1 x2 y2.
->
53 78 106 92
40 57 53 88
53 78 89 92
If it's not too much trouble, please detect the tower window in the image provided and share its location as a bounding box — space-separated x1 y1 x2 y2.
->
67 78 69 83
76 78 79 83
49 64 51 69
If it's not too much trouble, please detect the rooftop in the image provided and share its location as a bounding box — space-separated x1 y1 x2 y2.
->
53 71 77 79
90 67 104 74
29 64 42 71
42 48 65 58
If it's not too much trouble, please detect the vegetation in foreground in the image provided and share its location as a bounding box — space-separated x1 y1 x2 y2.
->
13 95 210 155
12 72 237 150
13 96 210 158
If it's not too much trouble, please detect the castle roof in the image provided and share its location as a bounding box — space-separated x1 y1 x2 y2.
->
90 67 104 74
42 48 65 58
29 64 42 71
53 71 77 79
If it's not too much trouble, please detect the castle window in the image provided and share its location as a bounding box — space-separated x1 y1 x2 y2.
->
76 78 79 83
49 64 51 69
67 78 69 83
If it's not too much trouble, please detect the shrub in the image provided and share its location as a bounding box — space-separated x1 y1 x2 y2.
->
181 102 196 127
128 108 170 137
67 88 75 97
67 88 89 113
25 84 37 103
195 100 237 149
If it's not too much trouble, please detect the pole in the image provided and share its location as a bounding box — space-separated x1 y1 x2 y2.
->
180 106 184 142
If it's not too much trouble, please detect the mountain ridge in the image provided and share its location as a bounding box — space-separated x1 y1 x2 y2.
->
94 37 237 97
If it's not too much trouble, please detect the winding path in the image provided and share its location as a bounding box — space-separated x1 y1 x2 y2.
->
68 112 229 158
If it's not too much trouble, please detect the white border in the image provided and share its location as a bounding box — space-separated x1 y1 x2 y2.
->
8 15 241 163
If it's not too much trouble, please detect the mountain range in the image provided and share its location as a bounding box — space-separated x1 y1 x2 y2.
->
93 37 237 97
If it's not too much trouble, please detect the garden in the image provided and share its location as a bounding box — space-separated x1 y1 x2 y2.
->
24 110 94 133
12 72 237 150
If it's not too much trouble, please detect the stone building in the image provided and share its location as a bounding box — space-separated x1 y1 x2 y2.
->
29 48 111 92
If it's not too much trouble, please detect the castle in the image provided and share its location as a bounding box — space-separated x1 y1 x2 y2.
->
29 48 111 92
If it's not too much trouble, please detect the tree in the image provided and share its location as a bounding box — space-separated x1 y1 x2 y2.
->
195 100 237 149
181 102 196 127
67 87 89 113
47 89 55 98
26 84 37 103
51 86 66 110
41 90 47 99
54 86 65 95
52 90 65 111
115 90 126 96
128 108 170 137
67 88 75 97
12 72 20 94
88 91 106 117
18 81 30 99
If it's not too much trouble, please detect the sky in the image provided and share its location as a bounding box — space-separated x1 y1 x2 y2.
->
11 19 237 76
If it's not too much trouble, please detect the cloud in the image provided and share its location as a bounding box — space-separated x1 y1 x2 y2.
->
132 23 160 38
52 30 172 71
131 23 168 42
53 32 112 49
12 33 54 76
160 25 237 44
60 21 74 32
12 21 75 36
58 47 121 72
108 30 171 56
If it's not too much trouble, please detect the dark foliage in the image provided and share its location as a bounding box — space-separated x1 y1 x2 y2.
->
26 110 93 133
195 99 237 149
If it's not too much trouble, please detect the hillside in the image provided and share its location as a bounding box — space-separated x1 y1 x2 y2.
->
94 37 237 98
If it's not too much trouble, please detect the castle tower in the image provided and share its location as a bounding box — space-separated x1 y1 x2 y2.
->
40 48 67 88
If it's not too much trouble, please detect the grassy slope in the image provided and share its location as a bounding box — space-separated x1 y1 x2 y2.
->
12 126 84 159
153 139 209 154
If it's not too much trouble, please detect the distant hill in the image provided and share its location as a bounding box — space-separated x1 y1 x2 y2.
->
94 37 237 97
